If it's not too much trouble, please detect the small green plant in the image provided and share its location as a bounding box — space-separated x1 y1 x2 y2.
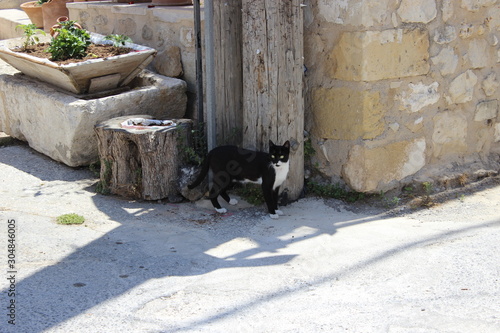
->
419 181 435 207
234 184 265 205
36 0 49 4
89 161 101 178
304 137 316 159
104 34 133 47
134 167 142 186
95 159 112 195
422 181 433 194
46 20 91 61
177 122 208 166
403 185 415 193
307 180 364 203
384 196 401 207
16 24 45 50
56 213 85 225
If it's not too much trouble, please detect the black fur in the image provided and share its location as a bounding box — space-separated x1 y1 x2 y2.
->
188 141 290 216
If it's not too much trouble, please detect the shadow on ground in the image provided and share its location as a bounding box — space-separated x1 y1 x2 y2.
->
1 144 498 332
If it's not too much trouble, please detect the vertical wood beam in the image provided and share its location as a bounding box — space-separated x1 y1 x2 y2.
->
213 0 243 146
242 0 304 200
205 0 216 150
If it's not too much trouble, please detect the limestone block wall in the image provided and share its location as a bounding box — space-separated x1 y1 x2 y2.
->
0 0 24 10
304 0 500 192
67 2 197 117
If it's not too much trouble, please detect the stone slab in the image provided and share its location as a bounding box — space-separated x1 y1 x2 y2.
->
0 70 187 167
0 8 30 40
331 28 430 82
342 137 426 192
312 86 385 140
0 33 157 95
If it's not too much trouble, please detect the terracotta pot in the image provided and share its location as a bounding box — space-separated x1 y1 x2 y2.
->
20 1 44 29
41 0 73 32
150 0 192 5
49 16 83 38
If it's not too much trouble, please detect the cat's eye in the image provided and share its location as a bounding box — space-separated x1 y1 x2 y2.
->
271 155 275 158
280 155 284 159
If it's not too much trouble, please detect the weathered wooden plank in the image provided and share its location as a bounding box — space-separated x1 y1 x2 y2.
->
242 0 267 150
213 0 243 146
242 0 304 200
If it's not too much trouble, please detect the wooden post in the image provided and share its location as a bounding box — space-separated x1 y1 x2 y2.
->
242 0 304 200
213 0 243 146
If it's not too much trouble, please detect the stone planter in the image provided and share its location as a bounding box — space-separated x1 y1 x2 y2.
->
0 33 157 95
20 1 44 28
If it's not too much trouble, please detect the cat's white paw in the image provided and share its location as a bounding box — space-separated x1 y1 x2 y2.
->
215 207 227 214
270 213 279 219
275 209 284 216
229 198 238 205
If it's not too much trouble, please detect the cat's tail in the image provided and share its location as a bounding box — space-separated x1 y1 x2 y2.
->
187 154 210 189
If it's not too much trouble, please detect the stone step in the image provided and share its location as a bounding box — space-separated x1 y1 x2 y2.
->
0 8 30 40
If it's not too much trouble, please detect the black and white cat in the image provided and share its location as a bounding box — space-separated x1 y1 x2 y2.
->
188 140 290 219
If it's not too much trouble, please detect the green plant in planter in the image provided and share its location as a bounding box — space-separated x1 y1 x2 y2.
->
104 34 133 47
16 23 46 51
36 0 49 4
46 20 91 61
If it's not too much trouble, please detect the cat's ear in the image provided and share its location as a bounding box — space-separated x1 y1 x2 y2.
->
283 140 290 149
269 140 275 147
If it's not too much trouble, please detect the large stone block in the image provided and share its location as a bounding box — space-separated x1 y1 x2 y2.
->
447 70 477 104
442 0 454 22
317 0 396 27
475 100 498 121
331 29 430 81
482 73 499 96
487 5 500 31
433 25 457 45
342 138 427 192
153 46 183 78
495 123 500 142
397 0 437 24
312 87 385 140
461 0 497 12
0 71 187 167
468 39 490 69
399 82 440 112
432 111 468 157
431 46 459 76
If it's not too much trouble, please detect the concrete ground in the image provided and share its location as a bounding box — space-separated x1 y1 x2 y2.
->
1 10 499 333
0 140 499 333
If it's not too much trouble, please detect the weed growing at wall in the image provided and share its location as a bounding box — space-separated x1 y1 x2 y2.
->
306 180 365 202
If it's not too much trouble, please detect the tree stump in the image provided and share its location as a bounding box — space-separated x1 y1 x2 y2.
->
94 115 192 201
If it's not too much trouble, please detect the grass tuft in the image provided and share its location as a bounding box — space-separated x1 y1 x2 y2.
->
56 213 85 225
